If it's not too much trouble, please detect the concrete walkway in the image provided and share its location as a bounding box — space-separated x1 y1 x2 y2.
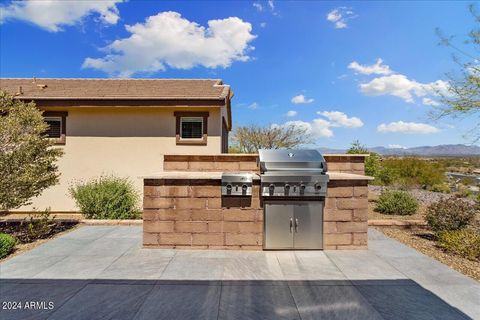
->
1 226 478 320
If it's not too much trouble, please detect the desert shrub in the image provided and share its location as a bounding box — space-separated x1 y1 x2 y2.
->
437 229 480 261
374 190 419 215
0 233 15 259
429 183 451 193
425 197 478 232
18 210 58 242
69 176 140 219
380 157 446 189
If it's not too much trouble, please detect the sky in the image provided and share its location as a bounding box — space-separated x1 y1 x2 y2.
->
0 0 476 149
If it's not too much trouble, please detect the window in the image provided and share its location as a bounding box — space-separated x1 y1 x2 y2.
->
180 117 203 139
44 117 62 138
43 111 67 145
174 111 209 145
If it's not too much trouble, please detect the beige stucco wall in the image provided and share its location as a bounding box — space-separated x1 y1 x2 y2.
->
16 106 224 212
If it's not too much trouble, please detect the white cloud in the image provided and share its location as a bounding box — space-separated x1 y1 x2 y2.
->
291 94 314 104
268 0 275 10
318 111 363 128
360 74 448 103
387 144 407 149
0 0 123 32
377 121 439 134
348 58 392 75
260 22 267 28
326 7 356 29
286 110 297 117
253 2 263 11
82 11 256 77
422 97 440 106
247 102 258 109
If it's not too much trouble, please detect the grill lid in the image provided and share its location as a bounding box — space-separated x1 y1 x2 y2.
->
258 149 327 173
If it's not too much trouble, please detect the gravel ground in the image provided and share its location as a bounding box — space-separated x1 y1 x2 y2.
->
377 227 480 282
369 185 451 205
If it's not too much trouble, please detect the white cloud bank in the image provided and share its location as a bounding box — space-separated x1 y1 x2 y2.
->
326 7 356 29
377 121 439 134
82 11 256 77
0 0 123 32
348 58 392 75
275 111 363 139
422 97 440 106
291 94 314 104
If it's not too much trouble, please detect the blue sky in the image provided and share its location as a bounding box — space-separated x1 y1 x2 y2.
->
0 0 475 149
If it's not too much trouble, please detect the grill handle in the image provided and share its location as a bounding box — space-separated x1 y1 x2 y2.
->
289 218 293 233
295 218 299 233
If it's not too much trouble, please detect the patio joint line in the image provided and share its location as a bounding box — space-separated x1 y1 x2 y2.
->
157 250 177 279
216 280 223 320
45 279 93 320
127 281 158 320
286 280 305 320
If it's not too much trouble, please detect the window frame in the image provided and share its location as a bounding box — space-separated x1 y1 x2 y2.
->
43 111 67 145
180 116 204 140
174 111 209 145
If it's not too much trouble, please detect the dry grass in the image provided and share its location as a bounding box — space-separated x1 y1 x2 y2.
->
377 227 480 282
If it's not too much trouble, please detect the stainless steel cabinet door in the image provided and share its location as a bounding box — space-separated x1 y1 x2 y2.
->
293 202 323 249
264 203 294 249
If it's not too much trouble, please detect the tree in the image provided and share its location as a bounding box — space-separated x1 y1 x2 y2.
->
230 124 314 153
432 4 480 141
0 91 63 210
346 140 380 178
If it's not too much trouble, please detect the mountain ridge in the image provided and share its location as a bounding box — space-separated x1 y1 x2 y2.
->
318 144 480 156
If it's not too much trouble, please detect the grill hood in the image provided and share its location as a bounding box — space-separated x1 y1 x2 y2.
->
258 149 327 174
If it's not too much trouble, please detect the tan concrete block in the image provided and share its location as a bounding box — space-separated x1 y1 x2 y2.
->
144 221 175 233
192 233 224 246
353 232 368 245
180 245 209 250
207 221 223 233
224 209 256 222
191 186 221 198
143 232 158 245
207 210 223 221
324 245 337 250
238 222 263 233
225 233 260 246
175 221 208 233
353 209 368 222
208 245 241 250
190 210 208 221
336 245 368 250
142 209 157 221
323 221 337 233
239 161 259 171
189 161 215 171
324 209 352 222
214 161 240 171
144 244 175 249
255 209 264 222
354 186 368 198
336 198 368 210
164 161 188 171
175 198 206 210
241 245 263 250
351 163 365 172
327 187 354 198
156 209 191 221
222 221 240 232
336 221 367 233
328 162 352 171
324 233 352 245
158 233 191 245
207 198 222 209
325 198 336 210
160 186 190 198
143 197 174 209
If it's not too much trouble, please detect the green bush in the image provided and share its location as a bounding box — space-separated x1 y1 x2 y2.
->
69 176 141 219
437 229 480 261
374 190 419 215
0 233 16 259
429 183 451 193
425 197 478 232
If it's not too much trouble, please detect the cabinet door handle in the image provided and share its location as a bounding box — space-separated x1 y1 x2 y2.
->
295 218 299 232
289 218 293 233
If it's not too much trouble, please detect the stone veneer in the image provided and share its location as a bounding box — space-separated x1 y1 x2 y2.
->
143 154 371 250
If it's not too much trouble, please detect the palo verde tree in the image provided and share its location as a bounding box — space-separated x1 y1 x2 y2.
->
0 91 63 211
432 4 480 141
230 123 314 153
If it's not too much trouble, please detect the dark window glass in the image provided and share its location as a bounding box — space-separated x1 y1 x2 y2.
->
45 118 62 138
181 117 203 139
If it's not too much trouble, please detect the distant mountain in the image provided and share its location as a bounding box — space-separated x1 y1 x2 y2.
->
318 144 480 157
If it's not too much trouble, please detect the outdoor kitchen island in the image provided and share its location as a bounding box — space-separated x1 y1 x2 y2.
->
143 153 372 250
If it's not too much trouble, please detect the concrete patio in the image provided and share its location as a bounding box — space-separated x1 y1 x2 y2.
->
0 226 478 320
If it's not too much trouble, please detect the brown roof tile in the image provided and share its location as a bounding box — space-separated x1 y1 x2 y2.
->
0 78 230 100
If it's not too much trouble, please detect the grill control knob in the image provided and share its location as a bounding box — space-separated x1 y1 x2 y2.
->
242 184 248 191
284 184 290 195
269 184 275 194
314 183 322 191
299 184 306 194
226 184 232 191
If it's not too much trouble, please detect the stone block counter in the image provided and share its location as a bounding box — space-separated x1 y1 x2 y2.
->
143 154 372 250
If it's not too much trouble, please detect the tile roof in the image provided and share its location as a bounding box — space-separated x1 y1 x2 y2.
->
0 78 230 100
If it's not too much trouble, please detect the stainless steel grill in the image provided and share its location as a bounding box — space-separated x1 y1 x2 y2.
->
258 149 329 250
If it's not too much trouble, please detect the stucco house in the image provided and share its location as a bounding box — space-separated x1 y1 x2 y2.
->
0 78 233 212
